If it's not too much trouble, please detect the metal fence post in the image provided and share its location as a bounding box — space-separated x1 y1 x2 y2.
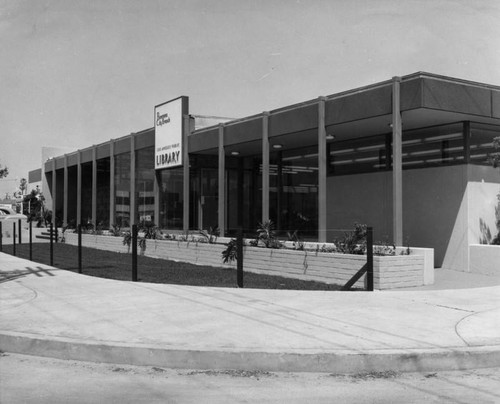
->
366 226 374 291
50 223 54 266
132 224 138 282
18 219 22 244
237 227 244 288
78 224 82 274
0 222 3 252
13 222 16 256
29 221 32 261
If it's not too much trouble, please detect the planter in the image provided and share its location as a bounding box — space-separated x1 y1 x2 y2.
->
64 233 430 290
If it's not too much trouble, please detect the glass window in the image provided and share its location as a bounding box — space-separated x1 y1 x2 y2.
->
271 145 318 239
328 134 389 176
67 166 77 227
96 158 110 227
159 167 183 230
136 147 155 224
470 122 500 165
81 162 93 225
226 154 262 236
402 123 464 168
114 152 131 228
189 155 219 231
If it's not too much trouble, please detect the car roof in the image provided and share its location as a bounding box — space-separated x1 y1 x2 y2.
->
0 207 16 214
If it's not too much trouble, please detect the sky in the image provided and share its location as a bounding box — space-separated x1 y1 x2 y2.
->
1 0 499 194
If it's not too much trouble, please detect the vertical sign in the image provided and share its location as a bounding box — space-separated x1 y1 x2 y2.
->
155 97 186 170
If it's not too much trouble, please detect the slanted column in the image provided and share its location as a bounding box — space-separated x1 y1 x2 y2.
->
130 135 136 227
76 151 82 226
182 114 190 231
63 155 68 227
92 147 97 227
109 140 115 226
262 111 270 223
318 96 327 243
218 123 225 236
392 76 403 245
51 159 57 227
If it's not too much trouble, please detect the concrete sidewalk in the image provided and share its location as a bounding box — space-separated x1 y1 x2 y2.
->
1 252 499 373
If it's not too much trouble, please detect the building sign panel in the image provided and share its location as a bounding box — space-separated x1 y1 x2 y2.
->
155 97 186 170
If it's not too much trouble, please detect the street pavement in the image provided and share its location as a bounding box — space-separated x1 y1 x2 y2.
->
0 252 499 373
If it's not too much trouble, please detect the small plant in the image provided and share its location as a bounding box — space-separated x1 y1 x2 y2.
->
140 221 161 240
82 221 95 234
199 226 220 244
221 238 238 264
122 229 147 254
95 222 105 236
122 231 132 253
334 223 367 255
255 220 282 249
373 238 396 256
248 239 258 247
319 244 337 253
110 224 122 237
138 237 146 255
400 237 412 255
59 226 68 243
287 230 304 250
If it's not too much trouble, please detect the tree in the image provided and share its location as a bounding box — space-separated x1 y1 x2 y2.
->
19 178 28 195
0 164 8 179
487 137 500 168
22 187 46 226
488 136 500 245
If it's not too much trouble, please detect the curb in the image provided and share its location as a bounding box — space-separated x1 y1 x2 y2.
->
2 332 500 374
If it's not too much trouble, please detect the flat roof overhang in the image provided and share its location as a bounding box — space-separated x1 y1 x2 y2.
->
190 73 500 158
45 72 500 170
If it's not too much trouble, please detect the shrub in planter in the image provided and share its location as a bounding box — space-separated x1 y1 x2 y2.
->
222 238 238 264
199 226 220 244
255 220 283 249
110 224 122 237
334 223 367 255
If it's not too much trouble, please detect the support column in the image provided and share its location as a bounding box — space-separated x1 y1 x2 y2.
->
51 159 57 227
92 147 97 227
218 123 225 236
182 114 190 231
109 140 115 226
392 76 403 245
63 155 68 227
130 136 136 227
154 171 160 227
76 151 82 226
318 96 327 243
276 151 283 232
262 112 270 223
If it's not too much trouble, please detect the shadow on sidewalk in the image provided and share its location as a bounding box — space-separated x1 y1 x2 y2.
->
0 266 59 284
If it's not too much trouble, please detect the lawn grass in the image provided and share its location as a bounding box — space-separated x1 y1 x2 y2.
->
1 243 348 291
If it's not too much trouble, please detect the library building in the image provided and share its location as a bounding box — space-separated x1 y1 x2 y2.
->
29 72 500 271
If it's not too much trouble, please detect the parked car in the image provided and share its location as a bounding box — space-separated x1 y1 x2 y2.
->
0 207 29 229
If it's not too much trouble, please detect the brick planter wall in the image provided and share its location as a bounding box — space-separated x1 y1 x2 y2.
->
64 233 427 290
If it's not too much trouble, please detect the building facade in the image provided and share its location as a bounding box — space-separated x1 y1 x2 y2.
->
32 72 500 270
